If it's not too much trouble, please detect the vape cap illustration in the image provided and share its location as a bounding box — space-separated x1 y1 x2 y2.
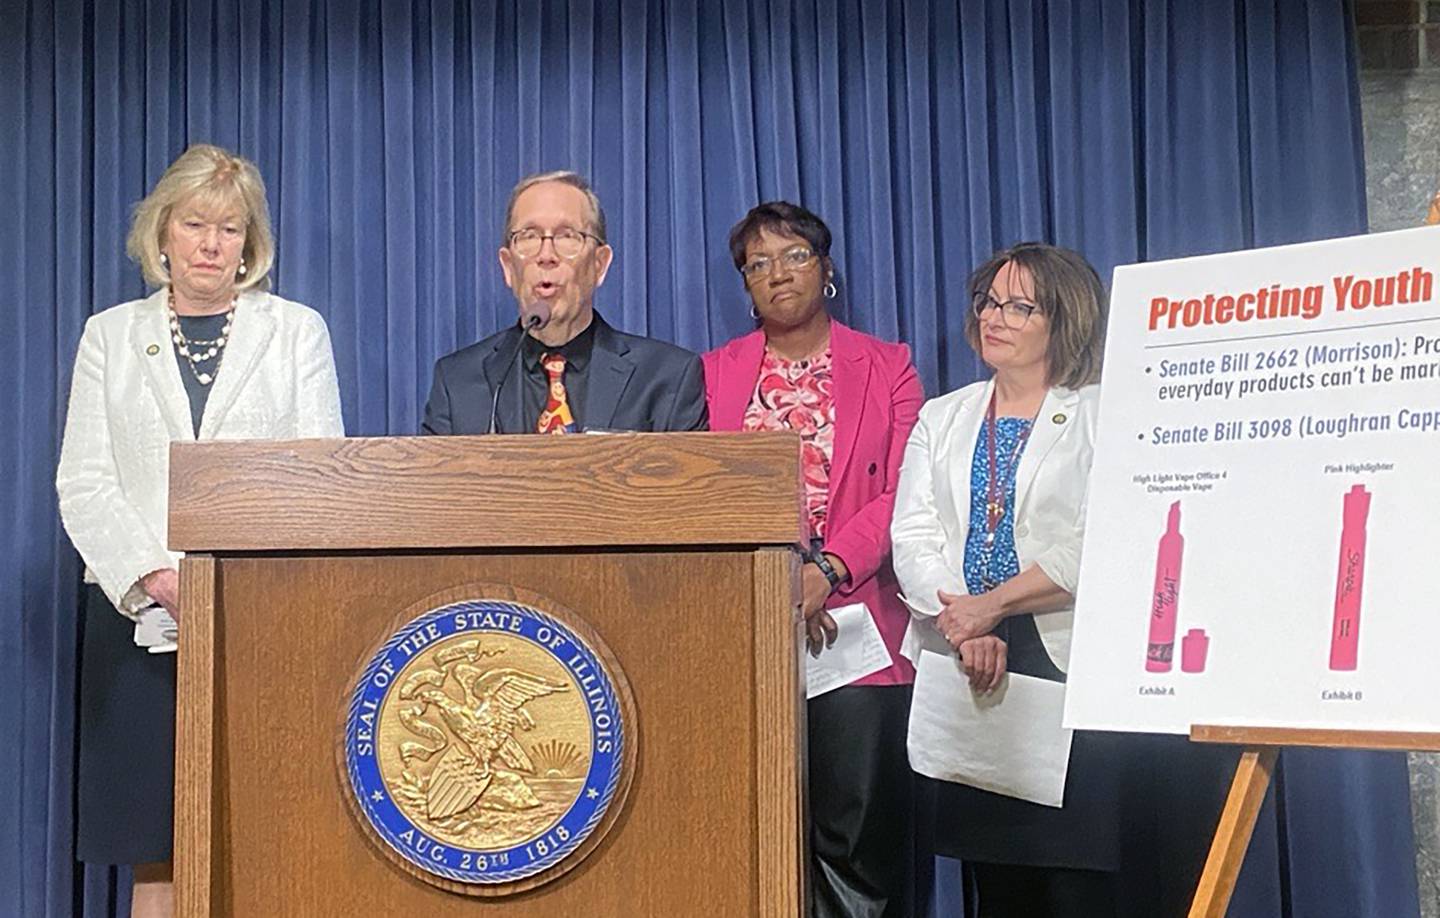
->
1181 628 1209 673
1329 484 1371 672
1147 501 1184 672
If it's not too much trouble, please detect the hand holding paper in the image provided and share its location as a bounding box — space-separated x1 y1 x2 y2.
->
908 649 1073 807
804 603 891 699
133 606 178 655
957 634 1008 694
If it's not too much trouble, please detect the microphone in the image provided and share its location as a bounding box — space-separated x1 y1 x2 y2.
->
488 302 551 434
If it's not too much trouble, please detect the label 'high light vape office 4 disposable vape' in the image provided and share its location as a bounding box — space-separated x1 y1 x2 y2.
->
1329 484 1371 671
1147 501 1184 672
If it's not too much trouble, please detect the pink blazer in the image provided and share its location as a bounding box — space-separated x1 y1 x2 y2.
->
702 321 923 685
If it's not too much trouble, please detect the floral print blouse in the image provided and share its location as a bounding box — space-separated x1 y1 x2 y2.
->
742 348 835 539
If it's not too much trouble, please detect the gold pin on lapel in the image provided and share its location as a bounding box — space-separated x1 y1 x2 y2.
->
146 344 160 356
1052 413 1067 424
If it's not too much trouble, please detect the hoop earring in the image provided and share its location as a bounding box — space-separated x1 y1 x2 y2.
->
823 281 838 300
750 306 761 321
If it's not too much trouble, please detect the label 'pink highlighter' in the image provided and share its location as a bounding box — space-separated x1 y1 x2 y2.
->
1147 501 1184 672
1329 484 1371 671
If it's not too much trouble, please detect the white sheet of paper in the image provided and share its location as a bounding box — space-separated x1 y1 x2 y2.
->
804 602 891 699
133 607 178 655
907 649 1074 807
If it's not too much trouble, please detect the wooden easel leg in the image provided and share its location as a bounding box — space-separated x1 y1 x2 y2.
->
1187 747 1279 918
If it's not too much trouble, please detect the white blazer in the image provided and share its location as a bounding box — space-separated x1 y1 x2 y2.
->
56 287 345 615
890 378 1098 672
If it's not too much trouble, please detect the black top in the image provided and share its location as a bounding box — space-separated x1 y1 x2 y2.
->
995 614 1066 683
519 317 597 432
173 313 228 436
420 311 708 435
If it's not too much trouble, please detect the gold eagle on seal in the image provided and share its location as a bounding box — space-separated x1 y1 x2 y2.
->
390 639 574 828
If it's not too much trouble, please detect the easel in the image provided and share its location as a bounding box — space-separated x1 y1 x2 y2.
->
1185 725 1440 917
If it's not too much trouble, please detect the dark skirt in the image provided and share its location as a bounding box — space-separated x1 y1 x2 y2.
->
75 585 176 865
927 613 1237 913
932 732 1237 916
928 729 1124 871
928 612 1124 872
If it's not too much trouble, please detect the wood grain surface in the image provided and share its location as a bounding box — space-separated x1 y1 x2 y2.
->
752 550 805 918
175 556 216 918
188 551 802 917
1185 724 1440 918
1191 724 1440 751
168 433 803 551
1186 748 1278 918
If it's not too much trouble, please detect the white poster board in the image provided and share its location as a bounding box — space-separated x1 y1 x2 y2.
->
1064 226 1440 735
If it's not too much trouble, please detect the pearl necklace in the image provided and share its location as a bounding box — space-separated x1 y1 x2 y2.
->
168 292 235 386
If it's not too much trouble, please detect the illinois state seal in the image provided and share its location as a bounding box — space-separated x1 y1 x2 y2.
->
342 592 634 895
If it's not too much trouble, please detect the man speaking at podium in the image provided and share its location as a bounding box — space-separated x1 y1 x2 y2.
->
422 171 707 435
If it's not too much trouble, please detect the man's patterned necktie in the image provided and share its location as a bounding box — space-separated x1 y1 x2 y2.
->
537 353 577 434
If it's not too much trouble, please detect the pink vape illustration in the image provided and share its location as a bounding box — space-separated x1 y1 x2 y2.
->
1328 484 1371 671
1146 501 1184 672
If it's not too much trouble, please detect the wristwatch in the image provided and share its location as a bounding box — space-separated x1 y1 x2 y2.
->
811 552 844 592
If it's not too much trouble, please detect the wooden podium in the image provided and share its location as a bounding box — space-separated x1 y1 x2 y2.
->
166 432 806 917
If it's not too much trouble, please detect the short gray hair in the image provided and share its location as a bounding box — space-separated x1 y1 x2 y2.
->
501 170 607 247
126 144 276 292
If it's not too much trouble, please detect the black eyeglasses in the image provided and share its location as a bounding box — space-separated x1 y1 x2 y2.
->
739 247 818 281
507 227 602 259
972 294 1042 329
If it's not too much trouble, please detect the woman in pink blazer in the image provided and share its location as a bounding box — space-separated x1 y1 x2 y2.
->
703 202 923 918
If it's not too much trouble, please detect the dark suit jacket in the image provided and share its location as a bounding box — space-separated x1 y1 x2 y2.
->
421 312 708 434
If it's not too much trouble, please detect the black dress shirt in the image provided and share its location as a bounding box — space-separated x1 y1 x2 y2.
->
420 310 708 436
519 318 597 432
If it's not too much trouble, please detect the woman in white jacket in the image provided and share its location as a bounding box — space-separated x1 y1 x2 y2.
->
891 242 1114 916
56 145 343 917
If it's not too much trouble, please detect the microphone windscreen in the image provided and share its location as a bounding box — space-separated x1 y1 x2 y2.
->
523 301 552 329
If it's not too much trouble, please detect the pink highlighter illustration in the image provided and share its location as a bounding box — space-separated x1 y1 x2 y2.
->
1328 484 1371 671
1146 501 1184 672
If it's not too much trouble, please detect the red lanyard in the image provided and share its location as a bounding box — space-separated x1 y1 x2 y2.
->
984 389 1037 539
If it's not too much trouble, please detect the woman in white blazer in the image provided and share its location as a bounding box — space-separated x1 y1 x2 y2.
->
55 145 343 917
891 243 1116 916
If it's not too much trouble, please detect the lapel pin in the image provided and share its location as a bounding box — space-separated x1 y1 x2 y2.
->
146 344 160 356
1052 412 1067 424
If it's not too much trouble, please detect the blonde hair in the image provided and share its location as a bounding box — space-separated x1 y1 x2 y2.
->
501 170 607 246
126 144 275 292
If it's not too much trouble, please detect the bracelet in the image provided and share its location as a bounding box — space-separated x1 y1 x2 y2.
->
811 552 843 592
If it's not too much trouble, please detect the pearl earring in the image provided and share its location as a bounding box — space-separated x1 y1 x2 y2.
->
238 259 247 276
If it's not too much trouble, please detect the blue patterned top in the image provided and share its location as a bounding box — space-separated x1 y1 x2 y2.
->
963 417 1032 595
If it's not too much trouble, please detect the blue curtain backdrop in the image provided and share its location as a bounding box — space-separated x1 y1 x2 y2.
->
0 1 1418 916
